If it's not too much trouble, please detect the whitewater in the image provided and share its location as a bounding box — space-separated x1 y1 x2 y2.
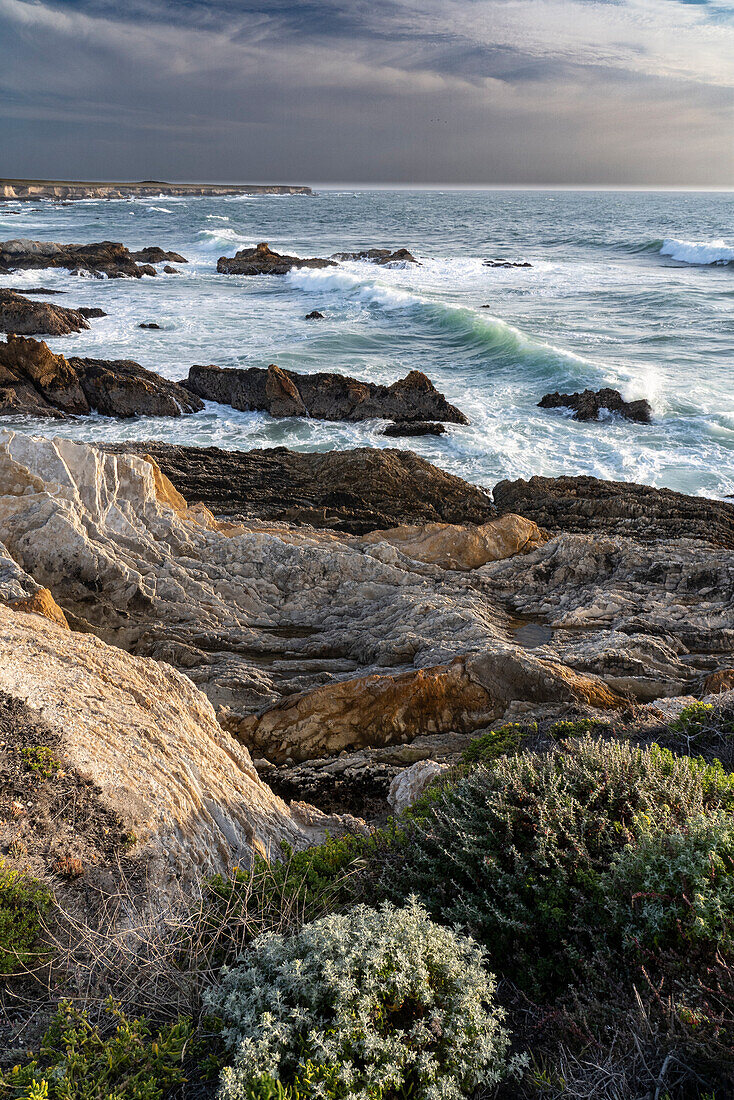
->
1 187 733 498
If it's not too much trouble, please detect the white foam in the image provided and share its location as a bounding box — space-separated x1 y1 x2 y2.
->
196 228 251 251
660 238 734 265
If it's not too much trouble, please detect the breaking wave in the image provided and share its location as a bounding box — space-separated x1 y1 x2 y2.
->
660 238 734 266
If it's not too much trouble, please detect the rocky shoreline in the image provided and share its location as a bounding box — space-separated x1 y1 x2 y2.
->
0 179 312 201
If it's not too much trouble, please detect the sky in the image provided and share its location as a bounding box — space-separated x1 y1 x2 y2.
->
0 0 733 186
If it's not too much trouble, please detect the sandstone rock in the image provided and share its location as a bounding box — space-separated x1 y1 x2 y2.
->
0 540 68 628
382 421 446 437
332 248 418 265
704 669 734 695
0 239 179 278
217 241 336 275
388 760 449 816
358 514 545 570
0 603 356 893
538 387 652 423
0 289 91 336
184 363 468 425
103 442 497 533
0 335 203 419
493 474 734 548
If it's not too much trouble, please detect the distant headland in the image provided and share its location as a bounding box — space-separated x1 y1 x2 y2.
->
0 178 312 200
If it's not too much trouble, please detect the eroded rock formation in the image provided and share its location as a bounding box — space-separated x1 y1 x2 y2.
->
382 421 446 437
0 289 93 336
0 335 203 419
0 239 187 278
217 241 336 275
538 387 653 423
332 248 418 265
184 362 469 424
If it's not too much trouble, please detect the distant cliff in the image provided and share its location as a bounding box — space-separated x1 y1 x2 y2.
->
0 178 312 200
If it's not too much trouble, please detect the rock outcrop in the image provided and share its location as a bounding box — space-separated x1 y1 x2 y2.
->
332 248 418 265
382 421 446 437
0 239 186 278
184 363 469 425
0 603 358 897
217 241 336 275
357 514 545 570
538 387 653 423
0 335 203 419
493 475 734 549
388 761 449 815
0 290 93 336
102 442 496 533
0 180 311 201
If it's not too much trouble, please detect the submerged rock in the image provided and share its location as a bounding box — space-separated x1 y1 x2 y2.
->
217 241 336 275
0 238 184 279
382 420 446 437
305 310 325 320
0 289 91 336
483 259 532 268
104 441 496 533
332 248 418 265
538 387 653 423
139 322 160 329
493 474 734 549
184 362 469 424
0 334 203 419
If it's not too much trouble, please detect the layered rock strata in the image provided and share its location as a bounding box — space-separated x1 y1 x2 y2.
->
184 362 469 424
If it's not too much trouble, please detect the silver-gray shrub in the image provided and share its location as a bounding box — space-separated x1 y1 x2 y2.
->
205 897 521 1100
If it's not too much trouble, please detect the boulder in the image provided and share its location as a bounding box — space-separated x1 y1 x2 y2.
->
130 247 187 265
102 442 497 533
388 761 449 816
332 248 418 265
139 322 160 329
538 387 652 423
305 310 325 320
184 362 468 424
0 239 181 279
0 289 91 336
358 514 545 570
493 474 734 549
382 421 446 437
78 307 107 319
0 334 203 419
217 241 336 275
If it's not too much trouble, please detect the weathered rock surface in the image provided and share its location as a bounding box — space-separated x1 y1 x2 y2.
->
388 760 449 815
0 335 203 419
0 290 93 336
0 603 358 895
538 387 653 423
0 239 183 279
103 442 497 533
357 513 545 570
382 421 446 437
493 474 734 549
332 248 418 265
217 241 336 275
184 362 469 425
130 248 187 265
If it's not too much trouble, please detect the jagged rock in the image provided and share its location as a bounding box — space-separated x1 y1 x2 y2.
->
0 289 91 336
217 241 336 275
0 603 359 896
103 442 496 533
0 540 68 628
357 514 545 570
130 247 187 265
493 475 734 549
0 335 202 419
382 421 446 437
0 239 180 279
78 307 107 318
388 761 449 816
184 363 468 425
332 248 418 265
538 387 653 423
305 310 325 320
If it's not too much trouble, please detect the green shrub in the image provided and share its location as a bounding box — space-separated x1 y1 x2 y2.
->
605 812 734 953
461 722 534 765
378 737 734 989
0 862 52 976
19 746 61 780
0 1000 193 1099
206 899 521 1100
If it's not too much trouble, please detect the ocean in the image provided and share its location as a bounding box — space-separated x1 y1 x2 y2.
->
2 187 733 498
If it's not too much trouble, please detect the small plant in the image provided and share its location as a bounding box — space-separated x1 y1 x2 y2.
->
19 745 61 780
548 717 610 739
0 999 194 1099
462 721 535 764
52 855 85 878
207 899 520 1100
0 860 52 976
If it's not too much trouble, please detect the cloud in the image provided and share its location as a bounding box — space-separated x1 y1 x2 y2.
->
0 0 732 183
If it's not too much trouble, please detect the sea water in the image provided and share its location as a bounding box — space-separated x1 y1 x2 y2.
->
1 188 733 498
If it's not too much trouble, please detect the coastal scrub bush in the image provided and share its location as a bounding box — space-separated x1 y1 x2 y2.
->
206 898 519 1100
0 861 52 975
461 721 535 764
0 999 193 1099
378 737 734 989
604 811 734 954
